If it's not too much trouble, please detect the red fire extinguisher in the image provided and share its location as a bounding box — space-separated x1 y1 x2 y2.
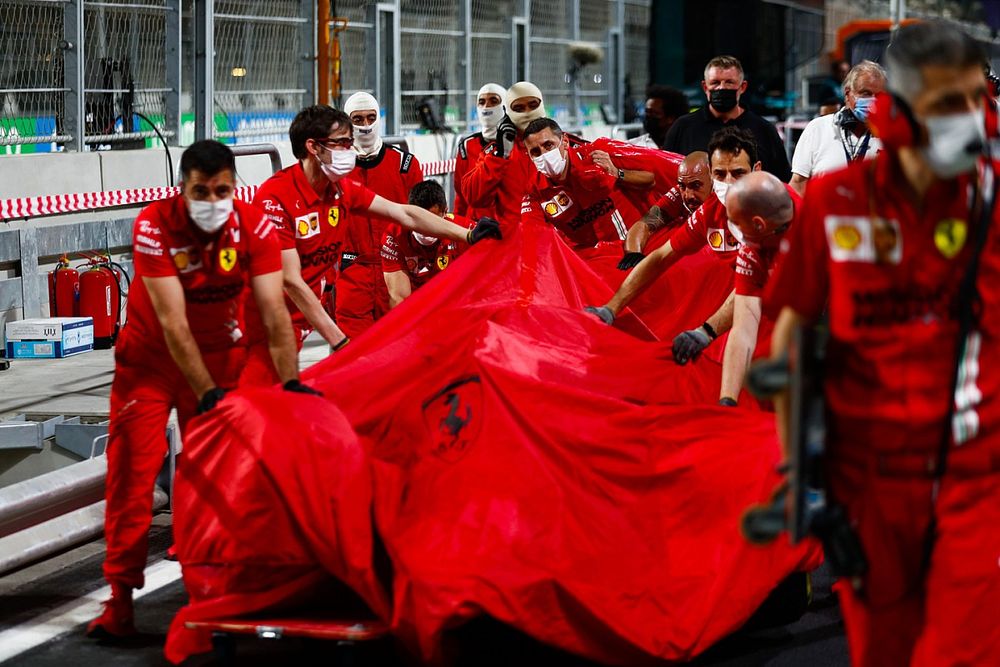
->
48 257 80 317
78 261 123 349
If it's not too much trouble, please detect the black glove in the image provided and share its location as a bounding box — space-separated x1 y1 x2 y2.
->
496 114 517 159
467 216 502 244
617 252 645 271
197 387 227 415
719 397 738 407
340 252 358 272
283 379 323 396
672 324 716 365
584 305 615 325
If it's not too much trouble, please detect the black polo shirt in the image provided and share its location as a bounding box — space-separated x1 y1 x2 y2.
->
663 105 792 182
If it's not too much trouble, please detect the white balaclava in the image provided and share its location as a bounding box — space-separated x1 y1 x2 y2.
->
477 83 507 141
344 92 383 157
505 81 546 132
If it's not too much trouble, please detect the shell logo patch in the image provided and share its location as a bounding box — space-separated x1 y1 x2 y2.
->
219 247 237 272
436 254 450 270
328 207 340 227
170 245 202 273
542 191 573 218
934 218 967 259
833 225 862 251
296 212 320 239
708 230 724 249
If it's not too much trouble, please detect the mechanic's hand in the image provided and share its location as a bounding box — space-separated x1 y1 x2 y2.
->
584 305 615 325
340 252 357 272
283 379 323 396
497 114 517 159
617 252 645 271
467 216 502 244
718 397 738 407
672 325 714 365
590 150 617 176
197 387 227 415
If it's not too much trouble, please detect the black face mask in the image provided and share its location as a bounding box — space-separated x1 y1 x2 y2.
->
709 88 739 113
643 115 662 137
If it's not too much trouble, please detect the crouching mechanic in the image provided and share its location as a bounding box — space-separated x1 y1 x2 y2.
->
716 172 795 406
88 140 306 638
382 180 477 307
619 151 712 269
767 22 1000 666
240 105 501 386
584 128 768 341
520 118 632 253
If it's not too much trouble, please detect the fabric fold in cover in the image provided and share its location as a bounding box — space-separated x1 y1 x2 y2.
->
166 222 820 664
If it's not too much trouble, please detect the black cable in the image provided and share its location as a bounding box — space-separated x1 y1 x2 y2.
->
133 111 174 187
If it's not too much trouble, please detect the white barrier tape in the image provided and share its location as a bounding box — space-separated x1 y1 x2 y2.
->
0 185 260 222
421 158 456 177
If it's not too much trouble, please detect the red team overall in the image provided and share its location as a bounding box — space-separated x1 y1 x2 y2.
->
89 141 303 638
335 92 424 338
453 83 505 220
381 180 473 307
768 23 1000 666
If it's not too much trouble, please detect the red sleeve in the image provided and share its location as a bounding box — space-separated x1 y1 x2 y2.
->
243 205 283 277
462 146 511 208
133 203 179 277
763 185 829 320
341 177 378 214
252 182 295 251
667 202 708 256
655 186 687 221
734 247 768 297
453 137 476 216
519 192 546 227
380 224 405 273
567 150 616 195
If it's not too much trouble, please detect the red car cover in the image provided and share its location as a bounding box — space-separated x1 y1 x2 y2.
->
165 221 820 664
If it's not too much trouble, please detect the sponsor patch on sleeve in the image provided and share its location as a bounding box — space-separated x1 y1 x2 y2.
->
825 215 902 264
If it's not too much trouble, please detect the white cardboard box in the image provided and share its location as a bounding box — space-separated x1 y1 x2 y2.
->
5 317 95 359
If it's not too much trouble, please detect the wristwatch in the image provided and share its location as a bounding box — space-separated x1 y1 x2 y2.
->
617 168 625 180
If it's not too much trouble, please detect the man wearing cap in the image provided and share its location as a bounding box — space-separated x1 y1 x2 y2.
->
238 105 499 386
454 83 506 219
335 91 424 339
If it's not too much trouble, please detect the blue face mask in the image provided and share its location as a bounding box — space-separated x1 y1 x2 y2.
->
852 96 875 123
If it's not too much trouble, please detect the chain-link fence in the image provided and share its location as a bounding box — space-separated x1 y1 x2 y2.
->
1 0 653 151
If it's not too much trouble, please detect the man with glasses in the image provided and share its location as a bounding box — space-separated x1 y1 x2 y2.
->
239 105 500 386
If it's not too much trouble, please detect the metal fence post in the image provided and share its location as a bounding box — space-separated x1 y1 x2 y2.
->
62 0 85 152
18 228 41 319
461 0 472 131
193 0 215 141
616 0 626 125
164 0 182 146
299 0 317 106
570 0 580 126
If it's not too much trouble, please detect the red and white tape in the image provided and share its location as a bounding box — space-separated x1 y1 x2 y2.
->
1 159 459 222
0 185 259 222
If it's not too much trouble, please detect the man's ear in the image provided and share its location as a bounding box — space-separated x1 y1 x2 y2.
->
752 215 768 234
739 79 748 95
752 161 762 172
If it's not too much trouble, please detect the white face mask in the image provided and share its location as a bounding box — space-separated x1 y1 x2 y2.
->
712 178 731 209
532 146 567 180
352 122 382 156
412 231 438 246
478 105 502 141
922 109 985 179
187 197 233 234
319 147 357 182
727 219 750 247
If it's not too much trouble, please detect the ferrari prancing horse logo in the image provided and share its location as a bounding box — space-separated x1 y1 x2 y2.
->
421 375 482 463
219 247 237 272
